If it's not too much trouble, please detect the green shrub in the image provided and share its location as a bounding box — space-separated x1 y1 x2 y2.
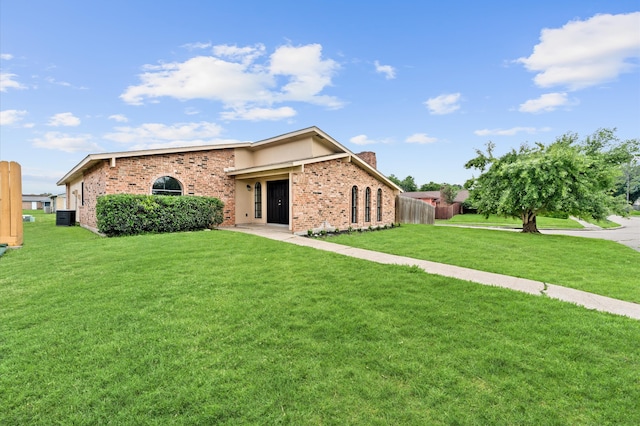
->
96 194 224 236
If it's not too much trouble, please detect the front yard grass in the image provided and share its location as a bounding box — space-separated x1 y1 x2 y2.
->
1 212 639 424
581 217 621 228
332 224 640 303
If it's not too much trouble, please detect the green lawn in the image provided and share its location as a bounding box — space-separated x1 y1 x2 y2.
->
436 213 585 229
583 218 620 228
331 224 640 303
1 211 639 424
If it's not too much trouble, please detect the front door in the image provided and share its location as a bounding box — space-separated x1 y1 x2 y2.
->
267 180 289 224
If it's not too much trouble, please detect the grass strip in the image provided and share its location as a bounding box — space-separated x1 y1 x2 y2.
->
331 224 640 303
436 213 584 229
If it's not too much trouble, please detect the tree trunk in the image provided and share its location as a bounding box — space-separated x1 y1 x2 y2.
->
521 211 540 233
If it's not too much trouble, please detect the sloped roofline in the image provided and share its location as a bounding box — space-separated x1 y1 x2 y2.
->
56 141 251 185
56 126 403 192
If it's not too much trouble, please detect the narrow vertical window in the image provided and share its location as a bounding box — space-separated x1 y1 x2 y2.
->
81 182 85 206
377 188 383 221
365 187 371 222
254 182 262 218
351 186 358 223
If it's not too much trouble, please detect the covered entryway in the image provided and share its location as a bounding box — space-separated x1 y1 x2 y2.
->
267 180 289 224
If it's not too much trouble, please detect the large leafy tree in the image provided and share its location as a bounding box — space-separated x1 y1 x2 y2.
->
464 129 629 233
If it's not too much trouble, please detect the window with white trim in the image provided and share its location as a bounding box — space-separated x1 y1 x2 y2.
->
152 176 183 195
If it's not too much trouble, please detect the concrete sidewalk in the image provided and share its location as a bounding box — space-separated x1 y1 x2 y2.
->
225 225 640 320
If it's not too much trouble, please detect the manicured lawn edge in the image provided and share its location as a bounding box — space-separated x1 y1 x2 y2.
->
330 224 640 303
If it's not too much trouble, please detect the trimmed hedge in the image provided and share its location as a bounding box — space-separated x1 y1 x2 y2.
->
96 194 224 237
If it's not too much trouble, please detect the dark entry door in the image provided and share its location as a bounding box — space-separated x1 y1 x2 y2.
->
267 180 289 224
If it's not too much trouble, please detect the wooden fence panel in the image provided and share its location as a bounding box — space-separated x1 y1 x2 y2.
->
435 203 462 220
0 161 24 246
395 195 435 224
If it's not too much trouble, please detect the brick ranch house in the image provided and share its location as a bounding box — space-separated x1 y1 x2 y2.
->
57 127 403 234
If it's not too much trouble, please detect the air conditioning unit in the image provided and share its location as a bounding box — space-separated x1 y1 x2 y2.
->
56 210 76 226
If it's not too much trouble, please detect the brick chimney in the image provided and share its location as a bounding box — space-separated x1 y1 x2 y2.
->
356 151 377 169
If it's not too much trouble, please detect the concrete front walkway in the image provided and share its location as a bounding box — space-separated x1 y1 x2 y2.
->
225 224 640 321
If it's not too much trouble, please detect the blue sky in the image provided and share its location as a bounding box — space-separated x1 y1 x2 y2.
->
1 1 639 194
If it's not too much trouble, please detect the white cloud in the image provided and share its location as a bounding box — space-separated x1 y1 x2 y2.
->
213 43 266 65
43 76 86 89
120 43 342 120
350 134 378 145
121 56 273 106
1 53 14 60
0 72 27 91
405 133 437 144
32 132 101 153
182 41 212 50
0 109 27 125
48 112 81 127
45 77 71 87
474 127 552 136
108 114 129 123
425 93 461 115
103 121 233 150
374 60 396 79
269 44 341 107
517 12 640 90
518 92 574 113
220 106 296 121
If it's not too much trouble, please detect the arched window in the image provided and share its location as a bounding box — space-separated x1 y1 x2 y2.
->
152 176 182 196
376 188 383 221
351 186 358 223
365 187 371 222
254 182 262 219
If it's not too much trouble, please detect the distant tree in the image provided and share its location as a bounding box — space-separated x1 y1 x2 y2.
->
387 174 402 188
612 139 640 204
464 129 629 233
388 174 418 192
440 184 459 204
419 181 442 191
400 176 418 192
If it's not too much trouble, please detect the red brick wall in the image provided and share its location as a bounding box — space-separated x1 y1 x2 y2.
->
81 149 237 229
79 149 397 234
81 161 108 230
355 151 377 169
291 158 396 233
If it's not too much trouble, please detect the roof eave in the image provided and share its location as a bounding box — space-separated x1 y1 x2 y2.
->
56 142 252 186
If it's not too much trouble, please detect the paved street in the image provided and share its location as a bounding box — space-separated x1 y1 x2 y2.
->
542 215 640 252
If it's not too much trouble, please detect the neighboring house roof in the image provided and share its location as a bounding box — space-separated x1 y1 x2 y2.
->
401 190 469 203
57 126 403 192
22 195 52 203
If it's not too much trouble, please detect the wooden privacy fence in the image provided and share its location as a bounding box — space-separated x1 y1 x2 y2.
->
395 195 435 225
0 161 24 246
435 202 462 220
